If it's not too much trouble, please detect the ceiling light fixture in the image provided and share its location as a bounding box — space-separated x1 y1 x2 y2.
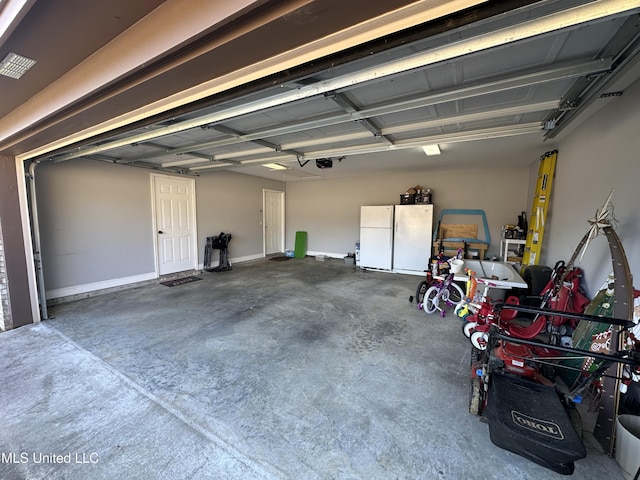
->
262 163 288 170
422 144 441 156
0 51 36 79
239 154 295 165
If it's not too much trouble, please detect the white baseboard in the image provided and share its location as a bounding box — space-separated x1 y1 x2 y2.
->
232 252 265 264
356 266 424 276
198 252 264 270
46 272 157 300
47 253 268 301
392 269 426 276
307 251 347 259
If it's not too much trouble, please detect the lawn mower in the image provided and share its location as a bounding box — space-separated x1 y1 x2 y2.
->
469 303 640 475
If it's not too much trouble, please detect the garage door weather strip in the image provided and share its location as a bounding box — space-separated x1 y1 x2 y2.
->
27 160 48 320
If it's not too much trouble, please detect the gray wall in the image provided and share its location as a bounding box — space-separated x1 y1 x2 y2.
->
37 160 154 289
195 171 283 259
542 77 640 296
36 160 283 294
284 166 532 259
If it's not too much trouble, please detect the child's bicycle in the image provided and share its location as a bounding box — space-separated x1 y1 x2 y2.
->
412 270 435 308
420 270 465 317
411 250 464 317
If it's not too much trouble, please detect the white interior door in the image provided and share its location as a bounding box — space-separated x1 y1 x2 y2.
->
264 189 284 255
152 174 197 275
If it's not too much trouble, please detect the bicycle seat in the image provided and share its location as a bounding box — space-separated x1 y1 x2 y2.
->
507 315 547 340
498 296 520 322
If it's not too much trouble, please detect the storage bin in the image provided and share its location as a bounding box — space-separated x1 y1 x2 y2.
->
399 194 415 205
616 414 640 480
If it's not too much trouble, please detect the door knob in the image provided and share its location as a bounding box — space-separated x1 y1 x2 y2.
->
158 230 164 234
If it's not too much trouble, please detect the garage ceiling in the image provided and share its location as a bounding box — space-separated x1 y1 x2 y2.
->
3 0 640 181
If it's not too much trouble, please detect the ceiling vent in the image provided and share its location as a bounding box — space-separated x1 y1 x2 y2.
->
0 52 36 79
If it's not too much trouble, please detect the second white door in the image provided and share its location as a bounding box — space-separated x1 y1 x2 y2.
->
264 189 284 255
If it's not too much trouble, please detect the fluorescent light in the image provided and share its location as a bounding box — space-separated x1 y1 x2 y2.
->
239 154 294 165
0 51 36 79
422 145 441 156
262 163 288 170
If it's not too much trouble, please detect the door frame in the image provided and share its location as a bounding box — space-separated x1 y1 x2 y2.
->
263 189 285 256
150 173 198 276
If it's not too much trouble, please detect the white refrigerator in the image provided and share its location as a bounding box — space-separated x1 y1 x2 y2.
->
359 204 433 273
359 206 394 270
393 204 433 273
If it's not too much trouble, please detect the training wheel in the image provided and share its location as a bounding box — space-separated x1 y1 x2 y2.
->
462 321 477 338
470 331 488 350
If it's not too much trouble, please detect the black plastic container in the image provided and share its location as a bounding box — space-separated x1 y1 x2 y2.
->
399 193 416 204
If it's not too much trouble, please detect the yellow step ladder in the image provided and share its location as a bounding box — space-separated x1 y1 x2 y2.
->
521 150 557 270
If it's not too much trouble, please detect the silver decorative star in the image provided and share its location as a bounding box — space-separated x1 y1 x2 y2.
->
580 189 614 261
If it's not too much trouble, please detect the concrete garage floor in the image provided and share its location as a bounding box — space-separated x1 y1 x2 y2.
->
0 258 625 479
